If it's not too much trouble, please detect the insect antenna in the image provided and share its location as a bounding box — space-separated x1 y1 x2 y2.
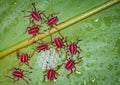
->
22 10 31 13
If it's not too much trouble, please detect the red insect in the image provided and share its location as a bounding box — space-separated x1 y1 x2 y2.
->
6 68 30 83
62 57 83 77
51 31 67 52
27 26 39 35
35 44 48 52
33 40 52 52
44 13 63 40
25 25 43 41
43 63 62 81
66 38 82 58
23 3 47 24
43 13 60 28
47 16 58 27
16 50 35 67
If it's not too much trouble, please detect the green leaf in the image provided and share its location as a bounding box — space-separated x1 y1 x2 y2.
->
0 0 120 85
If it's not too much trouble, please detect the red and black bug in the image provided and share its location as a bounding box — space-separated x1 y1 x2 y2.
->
47 15 58 27
16 50 35 67
62 57 83 77
66 38 82 58
44 13 60 28
34 41 52 52
43 13 63 40
43 62 62 81
25 24 43 41
35 44 49 52
23 3 47 24
51 32 67 52
26 25 40 35
33 40 52 52
5 68 31 83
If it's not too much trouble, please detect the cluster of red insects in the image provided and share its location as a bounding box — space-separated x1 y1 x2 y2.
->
6 3 83 83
